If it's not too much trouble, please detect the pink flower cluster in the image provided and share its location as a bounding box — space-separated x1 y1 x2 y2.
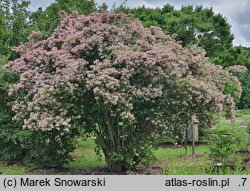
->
227 65 247 73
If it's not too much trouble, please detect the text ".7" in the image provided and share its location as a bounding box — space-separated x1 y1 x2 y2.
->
240 178 247 187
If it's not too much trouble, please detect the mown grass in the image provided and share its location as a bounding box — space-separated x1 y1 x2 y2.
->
219 109 250 128
0 166 26 175
66 139 106 169
1 109 250 175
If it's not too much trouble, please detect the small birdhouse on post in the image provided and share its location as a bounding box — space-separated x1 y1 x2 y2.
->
187 121 199 141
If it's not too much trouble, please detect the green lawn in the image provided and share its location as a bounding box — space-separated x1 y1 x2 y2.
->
0 110 249 175
66 139 106 170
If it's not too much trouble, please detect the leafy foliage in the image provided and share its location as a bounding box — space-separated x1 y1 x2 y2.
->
0 0 31 47
22 129 79 168
235 72 250 109
0 69 24 161
209 133 237 163
214 46 250 68
30 0 96 38
0 12 11 61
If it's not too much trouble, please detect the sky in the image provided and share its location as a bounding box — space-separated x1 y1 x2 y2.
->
29 0 250 47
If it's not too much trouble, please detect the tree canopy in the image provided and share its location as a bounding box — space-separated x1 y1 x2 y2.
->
0 0 31 47
0 12 11 63
30 0 96 38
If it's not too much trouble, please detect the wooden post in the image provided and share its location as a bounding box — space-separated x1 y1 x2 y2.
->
192 123 198 157
192 123 195 156
185 127 188 155
185 116 199 156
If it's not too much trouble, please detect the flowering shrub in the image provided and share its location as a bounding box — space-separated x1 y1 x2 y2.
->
5 12 242 172
0 68 79 167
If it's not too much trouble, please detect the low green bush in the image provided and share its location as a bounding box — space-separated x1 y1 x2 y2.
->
208 125 250 164
208 133 237 163
22 129 79 168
